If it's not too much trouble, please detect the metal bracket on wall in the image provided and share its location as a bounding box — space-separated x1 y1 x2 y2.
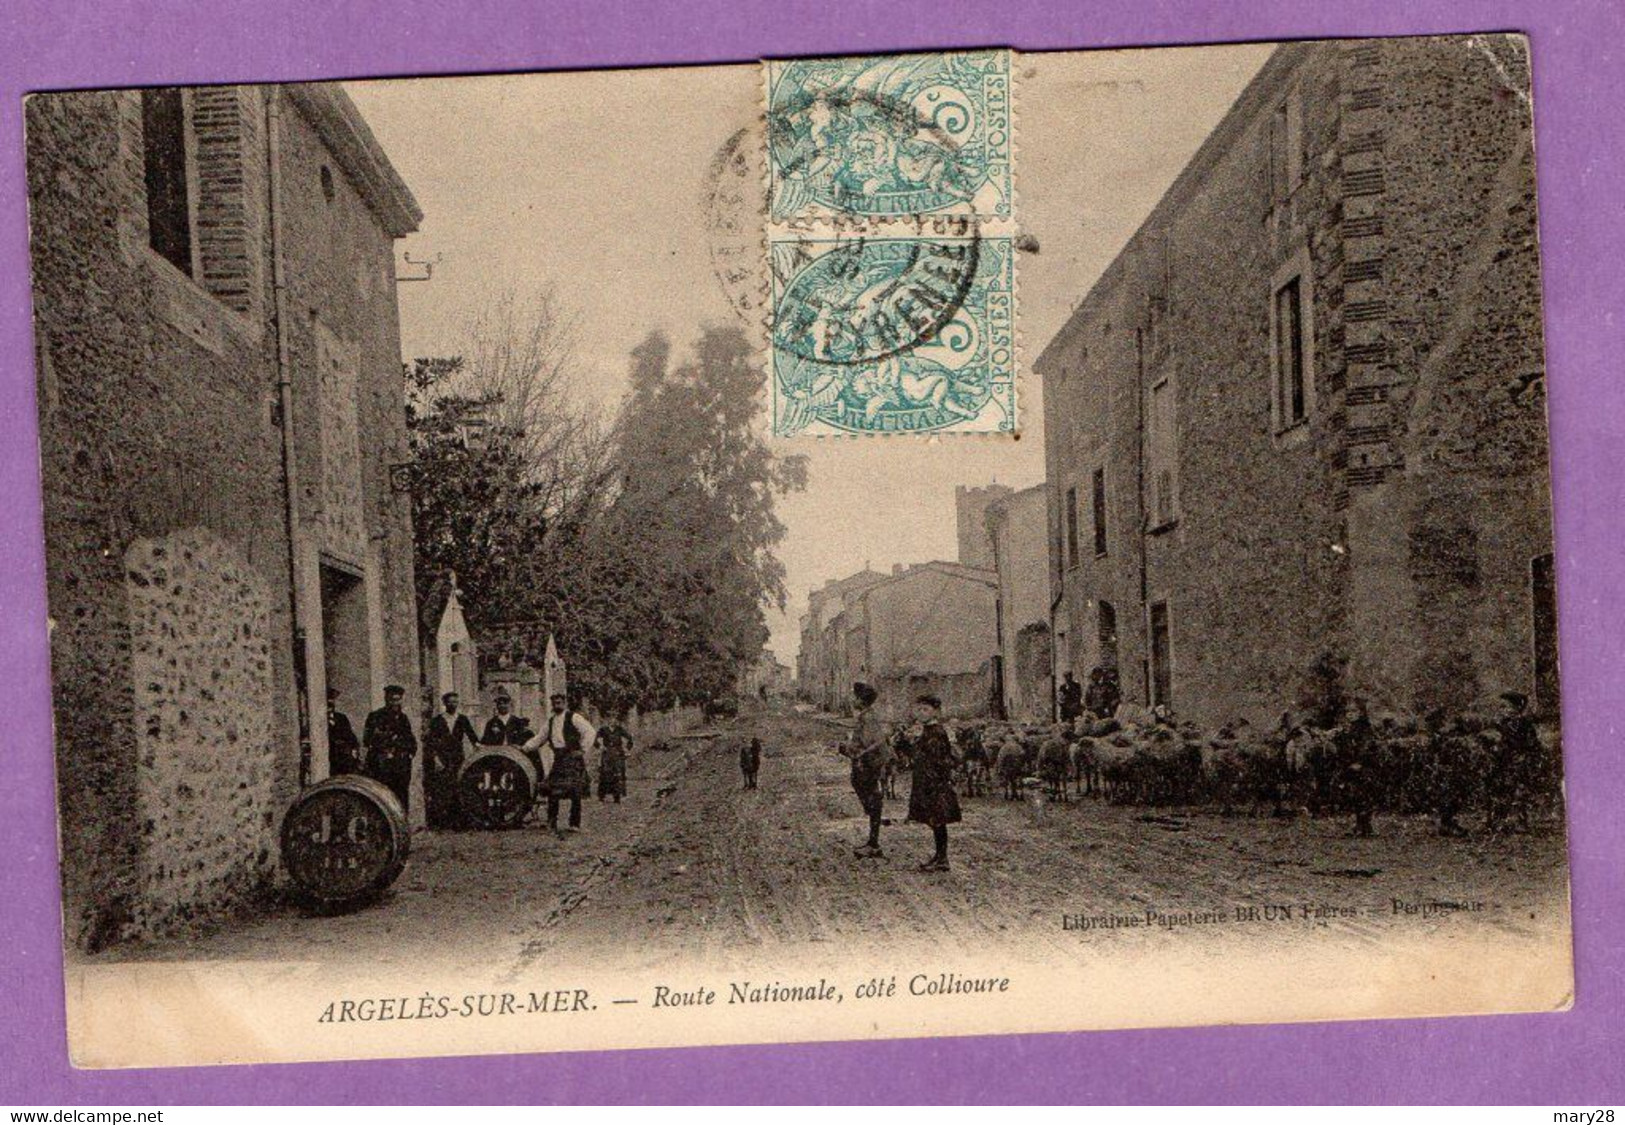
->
396 252 442 283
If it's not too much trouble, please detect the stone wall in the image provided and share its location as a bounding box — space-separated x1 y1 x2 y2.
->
859 565 998 683
29 84 421 949
987 483 1051 720
126 529 278 932
1036 37 1553 730
27 89 299 950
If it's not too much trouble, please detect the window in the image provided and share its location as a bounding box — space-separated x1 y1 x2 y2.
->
1097 601 1118 671
1148 378 1178 527
1269 90 1304 203
1271 256 1315 433
1091 467 1108 556
141 88 194 275
1149 600 1172 710
1064 486 1080 569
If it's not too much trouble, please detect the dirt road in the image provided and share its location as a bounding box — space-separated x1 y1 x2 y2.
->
103 706 1569 975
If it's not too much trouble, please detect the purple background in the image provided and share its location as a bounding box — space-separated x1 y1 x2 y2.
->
1 0 1620 1104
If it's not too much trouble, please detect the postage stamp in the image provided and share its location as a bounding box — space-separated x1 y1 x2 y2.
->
766 50 1013 223
769 234 1015 436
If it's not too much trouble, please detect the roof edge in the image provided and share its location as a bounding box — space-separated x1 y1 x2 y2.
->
285 84 422 238
1035 42 1308 373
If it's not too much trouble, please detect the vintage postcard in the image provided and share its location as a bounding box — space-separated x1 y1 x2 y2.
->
25 33 1571 1069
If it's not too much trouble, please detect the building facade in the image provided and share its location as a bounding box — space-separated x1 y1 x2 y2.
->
985 483 1053 721
954 483 1012 571
740 651 793 700
28 84 422 950
796 568 887 709
849 561 999 720
1036 37 1556 730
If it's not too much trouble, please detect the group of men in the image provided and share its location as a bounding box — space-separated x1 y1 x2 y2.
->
325 685 633 836
1057 667 1121 724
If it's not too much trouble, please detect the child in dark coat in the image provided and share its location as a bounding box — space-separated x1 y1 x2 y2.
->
906 694 962 871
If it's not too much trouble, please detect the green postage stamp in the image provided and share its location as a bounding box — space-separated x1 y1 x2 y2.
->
766 50 1013 222
763 50 1018 438
769 235 1015 436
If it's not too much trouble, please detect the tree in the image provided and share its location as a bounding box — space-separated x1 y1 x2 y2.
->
404 305 804 718
597 325 807 709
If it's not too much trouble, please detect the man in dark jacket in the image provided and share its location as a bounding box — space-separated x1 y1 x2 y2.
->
482 690 535 770
1334 701 1379 837
840 682 890 858
327 689 361 776
364 684 418 814
1488 691 1543 832
1059 671 1085 723
424 691 479 829
906 694 962 871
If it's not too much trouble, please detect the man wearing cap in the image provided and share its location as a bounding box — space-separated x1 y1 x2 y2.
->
525 693 596 836
363 684 418 814
839 681 890 858
326 688 361 777
425 691 479 829
482 689 535 769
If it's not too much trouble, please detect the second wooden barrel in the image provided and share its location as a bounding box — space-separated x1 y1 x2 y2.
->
459 746 538 829
280 774 410 908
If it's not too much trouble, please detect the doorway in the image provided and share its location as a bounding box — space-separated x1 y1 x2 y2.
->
320 560 372 730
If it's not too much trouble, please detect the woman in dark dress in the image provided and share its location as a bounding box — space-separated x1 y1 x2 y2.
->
597 721 631 802
906 694 962 871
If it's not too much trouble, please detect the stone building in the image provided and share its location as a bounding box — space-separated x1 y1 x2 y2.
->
1035 37 1556 730
985 483 1053 721
797 486 1003 718
796 567 887 709
842 561 999 720
954 482 1011 570
739 650 793 701
28 83 422 950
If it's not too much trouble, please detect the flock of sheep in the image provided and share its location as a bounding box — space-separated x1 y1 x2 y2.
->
882 705 1562 836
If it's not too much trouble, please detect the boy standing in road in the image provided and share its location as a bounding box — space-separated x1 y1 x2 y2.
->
842 681 890 858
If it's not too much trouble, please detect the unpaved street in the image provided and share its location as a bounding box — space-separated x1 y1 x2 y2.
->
102 706 1569 974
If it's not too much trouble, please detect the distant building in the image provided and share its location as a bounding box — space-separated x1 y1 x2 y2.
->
985 484 1053 721
739 650 793 700
843 561 999 720
1035 38 1555 729
28 84 422 949
797 568 887 709
954 483 1012 570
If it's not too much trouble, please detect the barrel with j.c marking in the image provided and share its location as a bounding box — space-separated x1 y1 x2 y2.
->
459 746 539 829
279 774 410 907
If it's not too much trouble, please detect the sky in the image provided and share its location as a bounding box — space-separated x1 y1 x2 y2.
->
345 42 1272 664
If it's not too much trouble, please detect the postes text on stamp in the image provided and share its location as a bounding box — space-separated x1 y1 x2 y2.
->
766 50 1012 223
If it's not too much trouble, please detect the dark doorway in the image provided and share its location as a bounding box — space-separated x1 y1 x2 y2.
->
320 561 371 736
1149 600 1172 710
989 654 1006 721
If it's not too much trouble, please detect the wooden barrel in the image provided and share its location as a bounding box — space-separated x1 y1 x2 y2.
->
459 746 538 829
279 775 410 907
